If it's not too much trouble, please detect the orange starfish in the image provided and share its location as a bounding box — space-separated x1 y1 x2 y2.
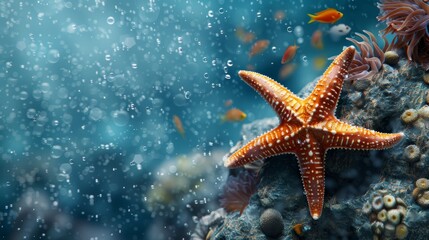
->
224 46 403 220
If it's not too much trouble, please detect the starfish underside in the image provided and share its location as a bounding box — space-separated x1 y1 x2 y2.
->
225 46 403 220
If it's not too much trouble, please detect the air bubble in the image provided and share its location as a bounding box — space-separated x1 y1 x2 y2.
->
106 16 115 25
89 108 103 121
271 46 277 53
302 56 308 62
173 94 187 106
294 26 304 37
51 145 63 159
47 49 60 63
184 91 191 99
112 110 129 126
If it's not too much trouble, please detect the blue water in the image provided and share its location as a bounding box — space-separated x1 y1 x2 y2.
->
0 0 381 239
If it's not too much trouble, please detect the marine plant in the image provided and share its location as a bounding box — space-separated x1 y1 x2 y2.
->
219 170 259 214
378 0 429 70
345 30 393 81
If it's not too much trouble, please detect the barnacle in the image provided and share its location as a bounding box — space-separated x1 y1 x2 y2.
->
364 192 408 239
378 0 429 70
219 170 259 214
345 30 392 81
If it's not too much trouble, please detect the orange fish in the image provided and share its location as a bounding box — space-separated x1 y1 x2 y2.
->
222 108 247 122
293 223 304 236
274 10 285 22
279 63 297 79
308 8 343 24
236 27 255 43
281 44 299 64
311 30 323 49
224 99 233 107
292 223 311 237
249 40 270 58
172 115 185 138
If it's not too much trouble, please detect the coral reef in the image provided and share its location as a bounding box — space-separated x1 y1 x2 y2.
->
145 150 228 240
412 178 429 207
401 109 419 123
211 54 429 239
362 191 408 239
191 208 226 240
378 0 429 70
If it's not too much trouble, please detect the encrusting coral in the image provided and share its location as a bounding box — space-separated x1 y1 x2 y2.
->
362 192 408 239
412 177 429 208
378 0 429 70
400 109 419 123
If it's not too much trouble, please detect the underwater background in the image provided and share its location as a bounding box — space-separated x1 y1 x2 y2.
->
0 0 418 239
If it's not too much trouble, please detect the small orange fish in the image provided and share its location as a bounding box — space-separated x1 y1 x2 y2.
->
274 10 285 22
308 8 343 24
292 223 311 237
293 223 304 236
236 27 255 43
281 44 299 64
249 40 270 58
224 99 233 107
172 115 185 138
279 63 297 79
311 30 323 49
222 108 247 122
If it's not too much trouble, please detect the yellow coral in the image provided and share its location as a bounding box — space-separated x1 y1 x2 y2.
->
395 223 408 239
401 109 418 123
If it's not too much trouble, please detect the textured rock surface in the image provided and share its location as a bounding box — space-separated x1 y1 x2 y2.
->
211 58 429 239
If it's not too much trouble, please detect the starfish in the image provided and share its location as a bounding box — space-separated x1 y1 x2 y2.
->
224 46 403 220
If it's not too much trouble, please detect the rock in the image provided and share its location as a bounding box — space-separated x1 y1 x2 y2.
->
384 51 400 66
259 208 284 238
212 56 429 239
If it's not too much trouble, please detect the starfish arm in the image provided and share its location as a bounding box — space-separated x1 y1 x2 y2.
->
295 138 326 220
314 119 404 150
238 70 302 123
224 125 300 168
306 46 355 123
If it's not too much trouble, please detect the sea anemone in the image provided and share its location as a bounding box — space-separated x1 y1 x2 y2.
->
219 170 259 214
345 30 392 81
378 0 429 70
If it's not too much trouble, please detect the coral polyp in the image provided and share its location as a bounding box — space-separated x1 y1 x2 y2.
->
378 0 429 69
